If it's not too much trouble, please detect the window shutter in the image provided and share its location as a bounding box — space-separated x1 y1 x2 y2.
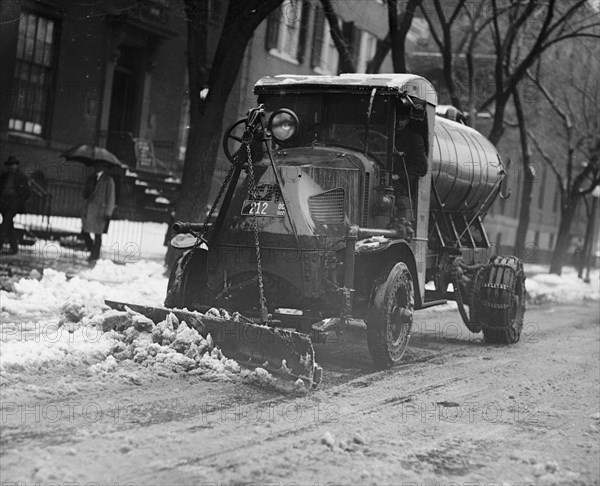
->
351 27 361 66
342 21 360 66
296 1 310 63
265 8 280 51
311 5 325 68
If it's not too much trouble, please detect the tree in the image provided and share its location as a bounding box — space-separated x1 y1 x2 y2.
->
376 0 425 73
481 0 600 145
320 0 424 74
525 49 600 275
171 0 285 258
511 85 536 260
418 0 468 110
417 0 599 260
319 0 356 72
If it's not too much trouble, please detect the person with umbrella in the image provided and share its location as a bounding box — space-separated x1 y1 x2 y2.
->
81 161 116 262
0 155 31 254
61 145 122 262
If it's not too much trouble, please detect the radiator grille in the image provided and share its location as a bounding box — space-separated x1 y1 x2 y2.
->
362 172 370 226
308 188 345 224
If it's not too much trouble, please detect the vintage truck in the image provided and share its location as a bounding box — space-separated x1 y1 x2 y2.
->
109 74 525 387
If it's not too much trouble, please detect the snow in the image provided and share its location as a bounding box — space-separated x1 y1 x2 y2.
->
421 264 599 314
1 259 167 323
0 259 279 386
1 259 166 372
525 265 599 304
0 259 597 382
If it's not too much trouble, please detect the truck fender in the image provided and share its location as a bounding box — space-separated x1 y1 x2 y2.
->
359 240 423 310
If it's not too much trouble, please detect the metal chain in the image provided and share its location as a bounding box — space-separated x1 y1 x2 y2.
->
243 141 268 321
202 163 237 235
175 149 240 289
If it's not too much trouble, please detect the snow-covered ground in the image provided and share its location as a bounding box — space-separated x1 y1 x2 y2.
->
525 264 599 304
0 259 598 381
0 259 283 388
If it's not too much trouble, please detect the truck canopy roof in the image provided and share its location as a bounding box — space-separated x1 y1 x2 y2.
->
255 74 438 106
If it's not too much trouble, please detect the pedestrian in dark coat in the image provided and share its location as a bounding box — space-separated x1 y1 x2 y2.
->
0 155 31 254
81 163 116 261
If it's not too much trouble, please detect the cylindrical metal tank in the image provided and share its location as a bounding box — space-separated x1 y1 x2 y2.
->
431 116 504 213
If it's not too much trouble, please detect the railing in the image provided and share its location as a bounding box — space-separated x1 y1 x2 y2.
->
14 214 169 262
26 177 52 225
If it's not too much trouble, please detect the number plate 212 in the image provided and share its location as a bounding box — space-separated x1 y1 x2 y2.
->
241 200 285 217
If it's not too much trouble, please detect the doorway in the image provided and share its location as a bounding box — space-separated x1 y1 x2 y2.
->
107 45 144 166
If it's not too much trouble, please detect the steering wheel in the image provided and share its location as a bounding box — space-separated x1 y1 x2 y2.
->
222 118 248 164
365 131 388 153
357 131 388 163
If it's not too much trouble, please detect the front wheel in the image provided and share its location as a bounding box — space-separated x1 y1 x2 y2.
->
477 256 526 344
164 249 210 310
366 263 414 369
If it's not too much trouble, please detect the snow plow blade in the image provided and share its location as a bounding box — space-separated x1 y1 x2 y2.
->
105 300 322 388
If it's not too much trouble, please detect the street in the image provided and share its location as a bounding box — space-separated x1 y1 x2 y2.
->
2 303 599 485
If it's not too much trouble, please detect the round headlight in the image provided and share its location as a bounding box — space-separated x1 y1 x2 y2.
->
268 109 299 143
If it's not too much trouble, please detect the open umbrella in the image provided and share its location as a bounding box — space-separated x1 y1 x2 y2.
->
61 144 126 168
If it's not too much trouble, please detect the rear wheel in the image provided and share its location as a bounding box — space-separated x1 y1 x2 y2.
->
367 263 414 369
478 256 526 344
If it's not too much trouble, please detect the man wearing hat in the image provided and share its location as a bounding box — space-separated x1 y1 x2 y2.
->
391 109 428 223
0 155 31 254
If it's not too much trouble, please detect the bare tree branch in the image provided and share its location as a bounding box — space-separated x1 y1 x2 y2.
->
527 130 565 193
320 0 356 73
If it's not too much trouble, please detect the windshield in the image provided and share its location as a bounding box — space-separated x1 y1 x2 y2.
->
259 92 392 160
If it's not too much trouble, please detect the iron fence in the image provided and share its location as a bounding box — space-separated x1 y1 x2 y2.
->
14 214 168 262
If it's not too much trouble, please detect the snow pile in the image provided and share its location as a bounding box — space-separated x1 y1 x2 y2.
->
0 322 119 372
0 260 287 388
525 266 599 304
49 306 241 379
1 302 277 385
0 259 167 322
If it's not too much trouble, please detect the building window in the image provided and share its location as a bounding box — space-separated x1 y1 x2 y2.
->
356 31 377 73
9 12 57 136
534 231 540 247
265 0 309 64
311 5 339 74
549 233 555 250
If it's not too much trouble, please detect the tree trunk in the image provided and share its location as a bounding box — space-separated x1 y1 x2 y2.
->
513 89 534 257
165 0 284 269
549 200 578 275
486 91 510 146
442 49 462 110
320 0 356 73
176 0 284 223
579 196 595 278
387 0 404 72
366 0 423 74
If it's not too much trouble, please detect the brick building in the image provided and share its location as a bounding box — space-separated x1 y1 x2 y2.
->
0 0 190 220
